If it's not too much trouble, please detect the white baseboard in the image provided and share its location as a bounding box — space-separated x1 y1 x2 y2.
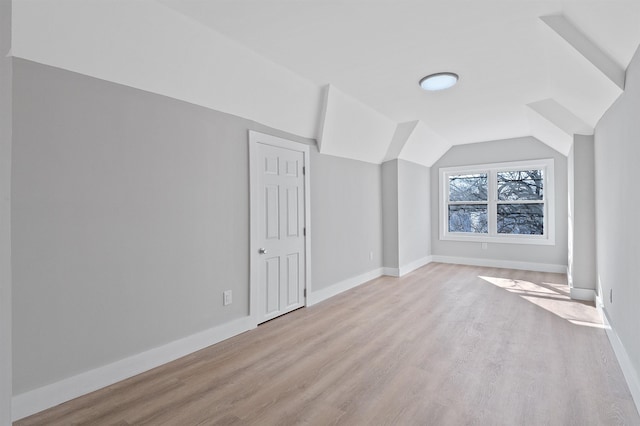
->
601 308 640 417
398 256 433 276
596 279 604 309
307 268 383 306
569 287 596 302
12 316 255 421
430 255 567 274
567 266 597 302
382 267 400 277
383 257 433 278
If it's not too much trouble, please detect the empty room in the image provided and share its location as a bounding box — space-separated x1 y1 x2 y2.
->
1 0 640 424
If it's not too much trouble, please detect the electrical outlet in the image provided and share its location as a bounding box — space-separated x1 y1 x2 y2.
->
610 288 613 304
369 251 374 260
481 242 488 250
223 290 232 306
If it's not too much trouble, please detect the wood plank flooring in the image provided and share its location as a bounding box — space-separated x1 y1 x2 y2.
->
16 263 640 425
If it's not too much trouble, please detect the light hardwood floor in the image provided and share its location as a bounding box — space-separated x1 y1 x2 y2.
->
16 263 640 425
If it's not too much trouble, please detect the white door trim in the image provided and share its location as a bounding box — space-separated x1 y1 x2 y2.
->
249 131 311 326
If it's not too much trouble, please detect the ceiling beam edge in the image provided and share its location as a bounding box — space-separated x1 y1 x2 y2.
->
383 121 418 163
525 105 573 156
527 98 593 136
315 84 331 153
541 15 625 90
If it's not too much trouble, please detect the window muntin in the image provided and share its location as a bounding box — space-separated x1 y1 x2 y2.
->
440 159 554 245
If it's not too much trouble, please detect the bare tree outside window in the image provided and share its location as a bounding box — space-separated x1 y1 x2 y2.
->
449 174 488 202
449 205 488 233
442 163 551 242
497 170 544 235
448 174 488 233
497 170 543 201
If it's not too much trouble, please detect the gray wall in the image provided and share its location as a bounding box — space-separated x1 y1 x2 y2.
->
398 160 430 267
567 135 596 292
310 152 383 289
12 59 382 394
431 137 568 267
381 160 399 269
594 46 640 391
381 159 430 272
1 0 13 422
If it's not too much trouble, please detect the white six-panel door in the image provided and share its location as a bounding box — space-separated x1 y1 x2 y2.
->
250 132 308 325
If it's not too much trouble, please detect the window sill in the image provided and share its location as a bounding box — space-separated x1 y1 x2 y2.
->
440 233 555 246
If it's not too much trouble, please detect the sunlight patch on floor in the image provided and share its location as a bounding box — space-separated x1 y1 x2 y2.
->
478 276 605 328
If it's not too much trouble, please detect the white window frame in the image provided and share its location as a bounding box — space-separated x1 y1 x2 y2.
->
439 158 555 245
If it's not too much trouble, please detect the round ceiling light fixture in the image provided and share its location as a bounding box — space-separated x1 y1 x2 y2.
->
419 72 459 91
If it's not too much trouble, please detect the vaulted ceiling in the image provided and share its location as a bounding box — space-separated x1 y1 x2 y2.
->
160 0 640 163
12 0 640 166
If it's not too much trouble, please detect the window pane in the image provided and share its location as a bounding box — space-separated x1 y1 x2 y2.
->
497 204 544 235
497 170 543 201
449 174 487 201
448 205 488 233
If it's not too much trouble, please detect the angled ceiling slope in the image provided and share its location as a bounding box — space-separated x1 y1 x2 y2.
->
317 85 397 164
160 1 640 162
13 0 640 164
526 14 627 154
11 0 323 139
385 121 451 168
541 15 625 90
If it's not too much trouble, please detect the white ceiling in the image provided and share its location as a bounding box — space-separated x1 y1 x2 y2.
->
158 0 640 161
10 1 640 164
161 0 640 160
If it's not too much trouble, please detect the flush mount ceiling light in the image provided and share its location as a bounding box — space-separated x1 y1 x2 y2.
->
419 72 459 91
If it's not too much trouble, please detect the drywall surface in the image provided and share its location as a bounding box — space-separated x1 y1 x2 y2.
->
1 0 13 422
397 160 430 267
12 58 383 395
397 121 450 168
9 59 305 394
567 135 596 291
381 160 399 269
310 151 383 289
12 59 251 393
11 0 322 139
430 136 568 267
594 45 640 396
318 85 396 164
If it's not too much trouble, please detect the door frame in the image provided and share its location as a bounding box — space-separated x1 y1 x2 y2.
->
248 130 311 326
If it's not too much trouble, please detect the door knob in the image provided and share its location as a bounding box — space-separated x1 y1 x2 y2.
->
258 248 268 254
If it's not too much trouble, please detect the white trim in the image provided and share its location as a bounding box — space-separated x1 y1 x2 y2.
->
307 268 383 306
568 266 597 302
441 233 555 246
431 255 567 273
595 278 604 310
439 158 555 246
569 287 596 302
383 267 400 277
398 256 433 276
12 316 255 421
248 131 312 325
601 308 640 416
384 257 434 278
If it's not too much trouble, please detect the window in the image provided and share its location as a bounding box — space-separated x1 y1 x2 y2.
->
440 159 554 245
